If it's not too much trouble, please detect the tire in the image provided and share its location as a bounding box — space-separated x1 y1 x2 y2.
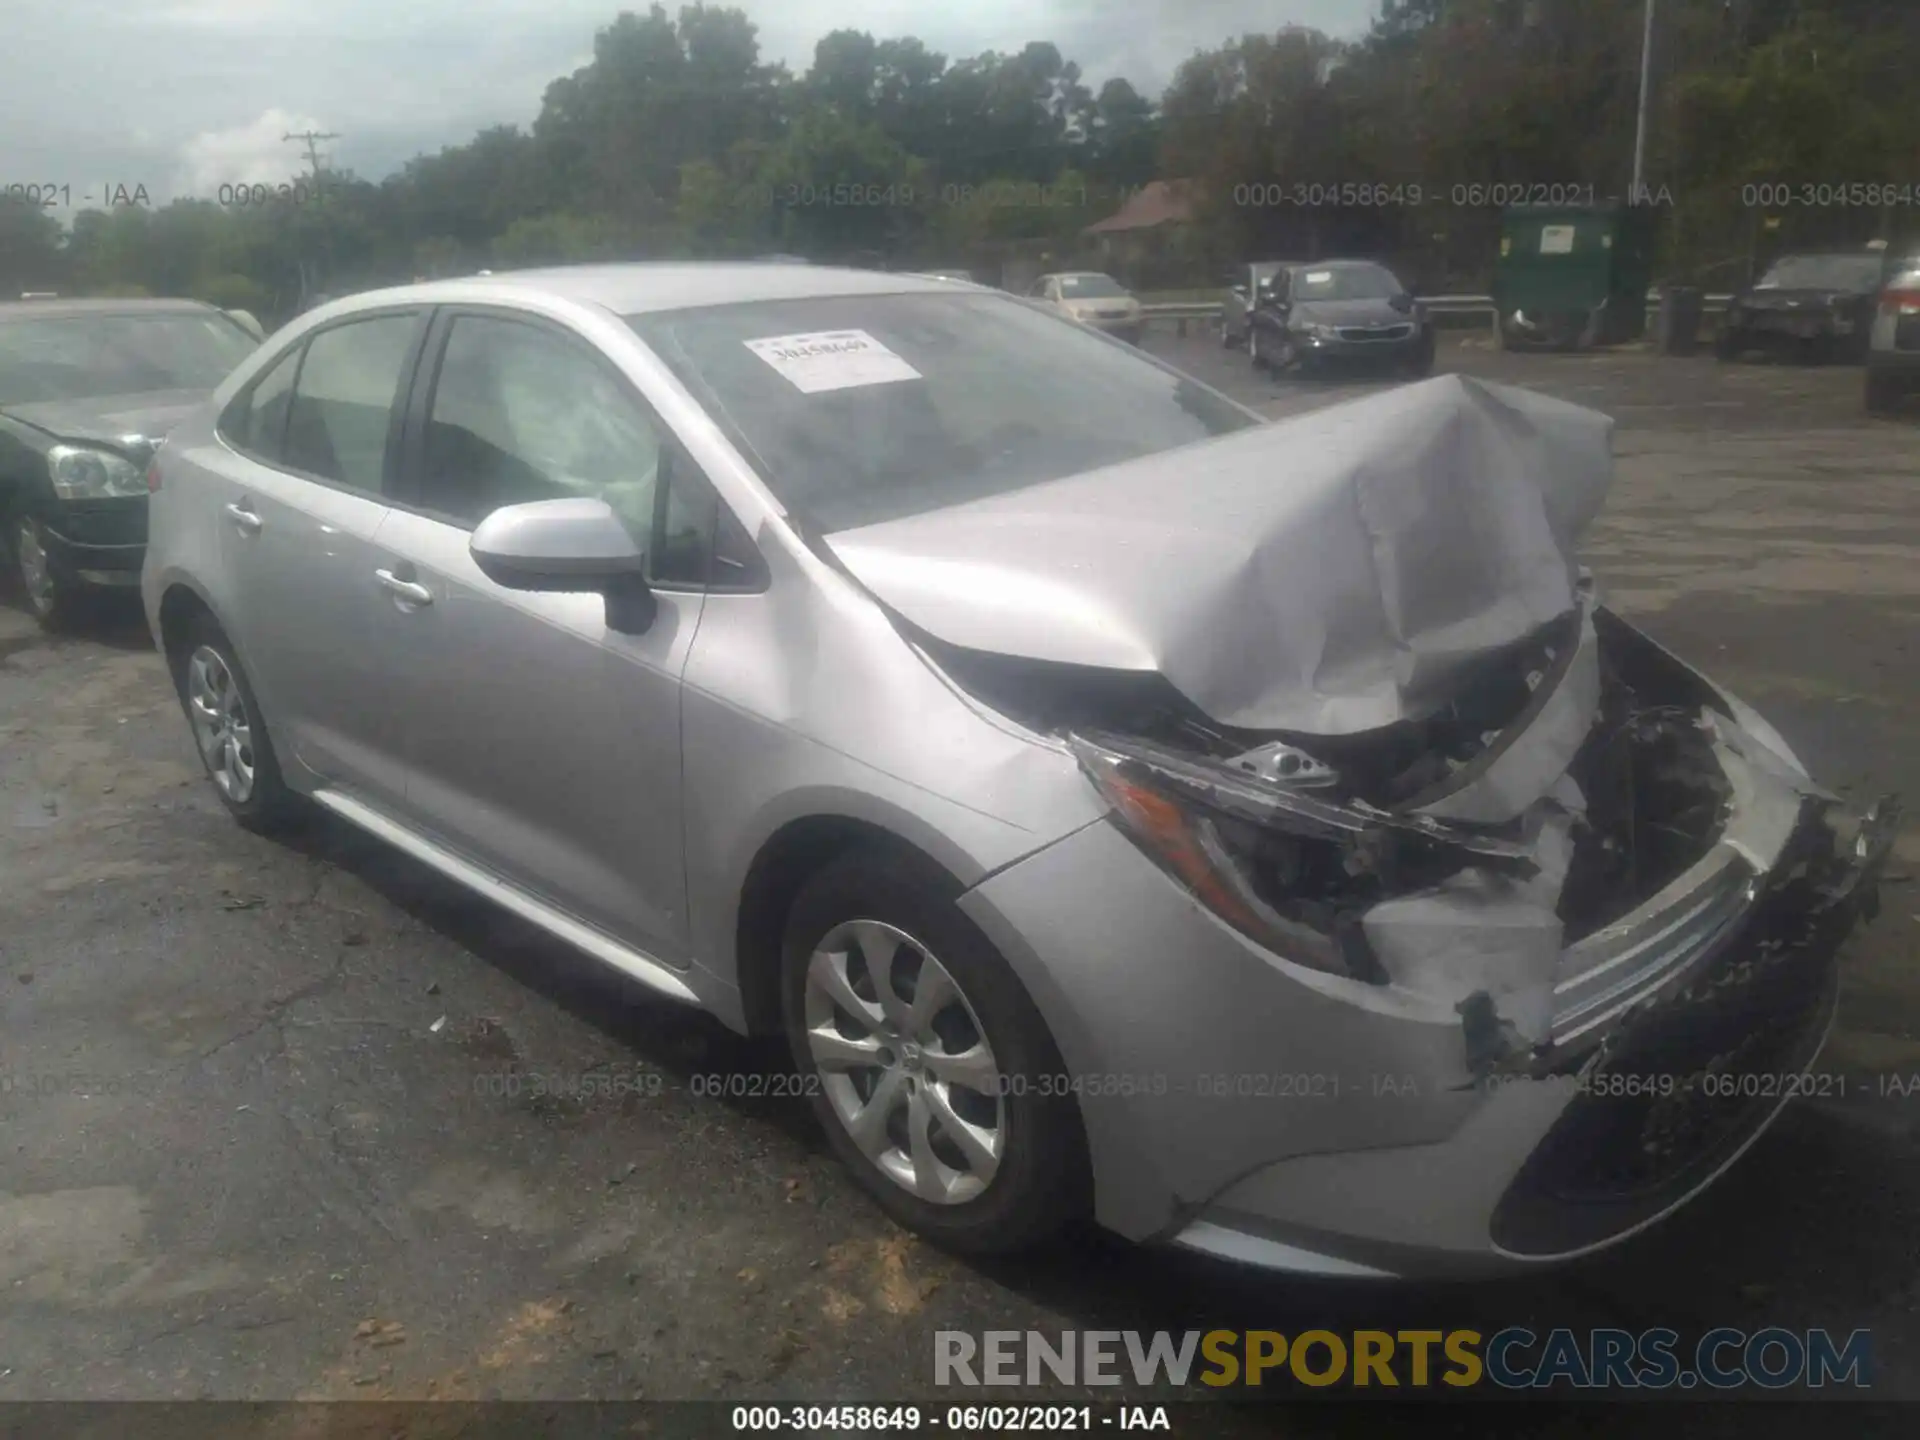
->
1865 367 1902 415
1405 335 1436 378
1247 326 1266 371
9 514 82 630
780 848 1089 1255
171 616 304 833
1714 329 1741 363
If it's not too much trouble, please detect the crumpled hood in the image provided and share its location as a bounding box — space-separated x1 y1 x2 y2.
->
2 388 208 451
825 373 1615 735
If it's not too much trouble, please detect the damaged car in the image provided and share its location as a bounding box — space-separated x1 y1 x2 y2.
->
143 265 1893 1277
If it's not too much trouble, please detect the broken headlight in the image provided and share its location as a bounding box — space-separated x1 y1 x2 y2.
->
1068 730 1536 982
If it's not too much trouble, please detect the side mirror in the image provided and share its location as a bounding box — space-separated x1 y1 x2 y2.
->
470 497 656 632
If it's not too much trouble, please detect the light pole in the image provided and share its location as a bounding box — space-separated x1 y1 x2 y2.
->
1631 0 1657 199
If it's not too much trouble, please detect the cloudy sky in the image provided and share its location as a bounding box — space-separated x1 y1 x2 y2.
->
2 0 1378 212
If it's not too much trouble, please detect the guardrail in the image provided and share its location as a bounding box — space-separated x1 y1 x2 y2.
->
1143 291 1738 337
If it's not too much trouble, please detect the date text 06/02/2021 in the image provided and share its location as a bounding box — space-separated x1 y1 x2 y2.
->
730 1406 1171 1432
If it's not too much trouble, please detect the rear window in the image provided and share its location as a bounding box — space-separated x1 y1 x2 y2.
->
0 309 257 406
627 292 1256 532
1056 275 1128 299
1756 255 1884 292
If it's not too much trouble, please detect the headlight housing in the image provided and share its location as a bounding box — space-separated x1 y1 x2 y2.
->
1068 731 1535 981
47 444 147 500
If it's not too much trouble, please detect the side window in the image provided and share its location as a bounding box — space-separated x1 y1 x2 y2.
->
283 315 417 491
420 316 664 539
219 346 299 462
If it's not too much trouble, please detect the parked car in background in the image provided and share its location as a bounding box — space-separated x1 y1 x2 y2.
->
1247 260 1435 377
0 298 260 626
142 263 1891 1277
1716 251 1885 364
1220 260 1288 349
1026 272 1143 344
1865 248 1920 414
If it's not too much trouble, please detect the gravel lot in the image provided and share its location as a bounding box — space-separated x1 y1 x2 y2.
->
3 331 1918 1415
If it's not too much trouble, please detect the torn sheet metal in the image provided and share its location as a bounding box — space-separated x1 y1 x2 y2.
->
1416 603 1602 825
1363 778 1583 1049
824 373 1615 735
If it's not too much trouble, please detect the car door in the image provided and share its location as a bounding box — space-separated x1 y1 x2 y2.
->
209 308 427 808
375 308 711 959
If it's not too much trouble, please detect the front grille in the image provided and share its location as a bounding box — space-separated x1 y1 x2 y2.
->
1336 323 1413 342
1490 822 1851 1258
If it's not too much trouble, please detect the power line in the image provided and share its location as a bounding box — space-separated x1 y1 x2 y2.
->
283 130 341 184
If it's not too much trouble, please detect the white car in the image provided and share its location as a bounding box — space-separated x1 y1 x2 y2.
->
1025 272 1143 344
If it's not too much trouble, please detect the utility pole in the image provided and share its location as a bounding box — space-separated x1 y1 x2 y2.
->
283 130 339 313
283 129 340 193
1631 0 1657 200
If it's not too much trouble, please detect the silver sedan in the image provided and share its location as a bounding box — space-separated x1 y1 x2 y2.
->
142 264 1893 1277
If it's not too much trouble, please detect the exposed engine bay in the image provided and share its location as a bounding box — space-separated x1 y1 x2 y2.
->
913 596 1895 1075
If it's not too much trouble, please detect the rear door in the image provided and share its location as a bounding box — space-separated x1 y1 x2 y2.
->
210 308 427 807
374 307 712 957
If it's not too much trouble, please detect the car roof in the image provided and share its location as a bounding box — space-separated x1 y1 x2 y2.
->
334 263 960 317
1285 259 1384 271
0 297 220 322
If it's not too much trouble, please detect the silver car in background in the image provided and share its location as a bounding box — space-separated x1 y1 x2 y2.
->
1024 271 1144 344
143 264 1892 1278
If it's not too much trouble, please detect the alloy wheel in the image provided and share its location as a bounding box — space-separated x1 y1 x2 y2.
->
186 644 257 803
15 520 55 618
803 918 1006 1205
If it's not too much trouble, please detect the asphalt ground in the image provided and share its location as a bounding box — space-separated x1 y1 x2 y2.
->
2 329 1918 1424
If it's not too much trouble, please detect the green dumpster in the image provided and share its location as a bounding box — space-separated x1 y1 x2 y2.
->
1492 203 1655 351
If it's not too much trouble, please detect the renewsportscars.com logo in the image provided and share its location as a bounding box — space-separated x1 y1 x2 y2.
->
934 1328 1873 1391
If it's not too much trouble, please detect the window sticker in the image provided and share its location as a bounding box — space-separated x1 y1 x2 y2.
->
743 329 923 394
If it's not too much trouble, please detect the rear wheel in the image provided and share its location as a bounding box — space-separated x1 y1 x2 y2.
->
1714 328 1742 362
781 849 1089 1255
9 515 80 630
173 618 303 833
1865 367 1903 415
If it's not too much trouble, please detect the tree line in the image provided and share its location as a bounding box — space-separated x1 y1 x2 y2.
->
1 0 1915 322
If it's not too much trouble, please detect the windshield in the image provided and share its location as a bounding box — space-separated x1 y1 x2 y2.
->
0 310 257 406
628 292 1256 532
1056 274 1128 299
1288 264 1403 302
1756 255 1883 292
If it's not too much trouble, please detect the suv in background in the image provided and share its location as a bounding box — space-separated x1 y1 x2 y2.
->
1866 249 1920 414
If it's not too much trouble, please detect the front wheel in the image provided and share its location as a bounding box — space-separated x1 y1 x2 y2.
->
173 619 304 833
781 849 1089 1255
9 515 80 630
1247 326 1266 370
1714 329 1742 362
1405 336 1436 377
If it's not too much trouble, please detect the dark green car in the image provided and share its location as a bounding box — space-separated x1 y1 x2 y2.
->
0 299 259 627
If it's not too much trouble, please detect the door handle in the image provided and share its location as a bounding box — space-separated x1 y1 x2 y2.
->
374 569 434 607
224 502 262 535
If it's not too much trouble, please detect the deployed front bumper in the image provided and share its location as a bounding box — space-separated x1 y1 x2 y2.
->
959 717 1895 1278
